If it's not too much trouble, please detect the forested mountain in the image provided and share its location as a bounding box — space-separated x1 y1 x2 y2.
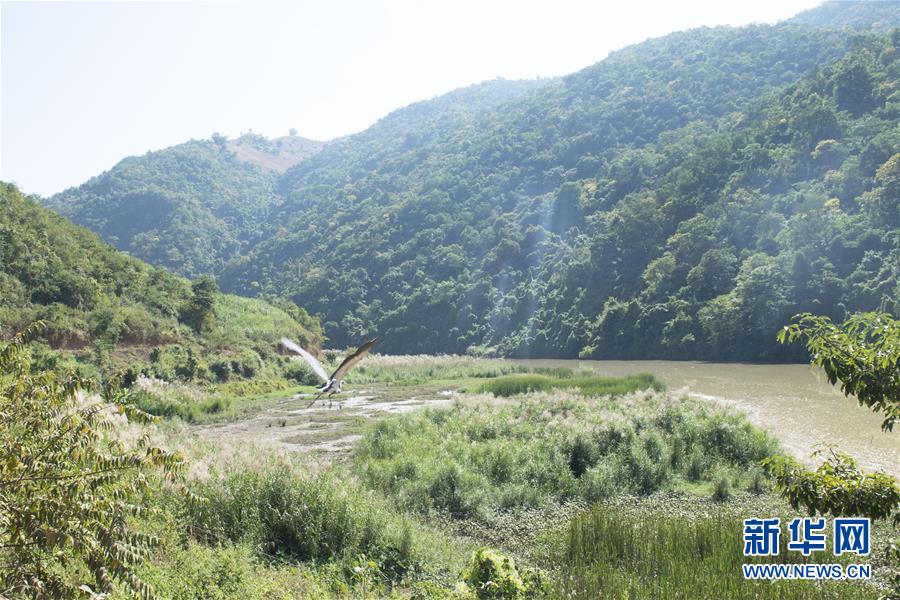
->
44 2 900 360
0 183 322 381
535 33 899 361
47 134 321 278
47 84 540 281
223 19 899 359
789 0 899 31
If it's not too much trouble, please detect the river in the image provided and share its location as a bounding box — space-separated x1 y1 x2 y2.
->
513 359 898 477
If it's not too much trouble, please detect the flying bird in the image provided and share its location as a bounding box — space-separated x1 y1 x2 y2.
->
280 337 379 407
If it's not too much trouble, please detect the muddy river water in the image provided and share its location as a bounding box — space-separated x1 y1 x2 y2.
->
514 359 898 477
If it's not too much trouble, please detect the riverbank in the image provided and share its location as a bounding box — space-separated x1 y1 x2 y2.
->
514 359 898 477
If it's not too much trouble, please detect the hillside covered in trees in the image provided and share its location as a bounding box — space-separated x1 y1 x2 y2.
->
46 133 324 279
0 183 322 385
47 1 899 360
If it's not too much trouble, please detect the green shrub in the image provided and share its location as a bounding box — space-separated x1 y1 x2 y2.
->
34 303 90 348
686 448 708 482
140 543 260 600
210 359 232 382
428 465 487 519
625 438 669 494
580 459 625 502
0 327 185 598
282 358 322 385
594 421 634 453
459 548 546 599
0 271 25 307
747 466 768 495
130 388 230 422
118 304 158 344
712 471 733 501
567 435 596 478
764 448 900 521
229 349 261 378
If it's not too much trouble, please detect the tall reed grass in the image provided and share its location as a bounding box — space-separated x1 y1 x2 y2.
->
171 458 472 589
559 506 878 599
184 464 415 572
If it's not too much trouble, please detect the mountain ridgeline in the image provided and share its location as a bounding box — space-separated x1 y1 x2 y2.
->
47 133 322 279
46 2 900 360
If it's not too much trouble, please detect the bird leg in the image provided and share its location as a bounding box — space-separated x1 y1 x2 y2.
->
306 391 324 409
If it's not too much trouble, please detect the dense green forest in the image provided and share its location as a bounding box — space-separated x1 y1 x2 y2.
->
46 135 311 278
0 183 322 387
47 2 899 360
788 0 900 30
529 32 900 361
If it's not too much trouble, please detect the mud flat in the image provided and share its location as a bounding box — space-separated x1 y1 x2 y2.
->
195 385 454 457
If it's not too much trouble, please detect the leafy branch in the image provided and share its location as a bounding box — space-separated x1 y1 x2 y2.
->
778 311 900 431
0 326 187 599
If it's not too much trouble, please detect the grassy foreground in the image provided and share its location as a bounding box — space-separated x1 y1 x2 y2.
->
125 384 890 599
126 360 892 598
4 354 892 598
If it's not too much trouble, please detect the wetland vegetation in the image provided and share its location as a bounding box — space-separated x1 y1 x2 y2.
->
3 348 896 599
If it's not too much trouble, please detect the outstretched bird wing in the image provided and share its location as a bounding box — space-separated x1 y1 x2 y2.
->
280 337 329 384
330 338 379 382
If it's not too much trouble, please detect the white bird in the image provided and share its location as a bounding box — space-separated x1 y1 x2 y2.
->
280 337 379 408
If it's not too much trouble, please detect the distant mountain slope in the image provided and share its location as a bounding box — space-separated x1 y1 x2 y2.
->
223 20 890 358
274 77 553 195
47 81 542 280
1 182 322 381
46 136 311 278
226 132 325 173
275 24 853 203
788 0 898 31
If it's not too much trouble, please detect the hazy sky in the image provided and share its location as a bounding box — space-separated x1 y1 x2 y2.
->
2 0 823 196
